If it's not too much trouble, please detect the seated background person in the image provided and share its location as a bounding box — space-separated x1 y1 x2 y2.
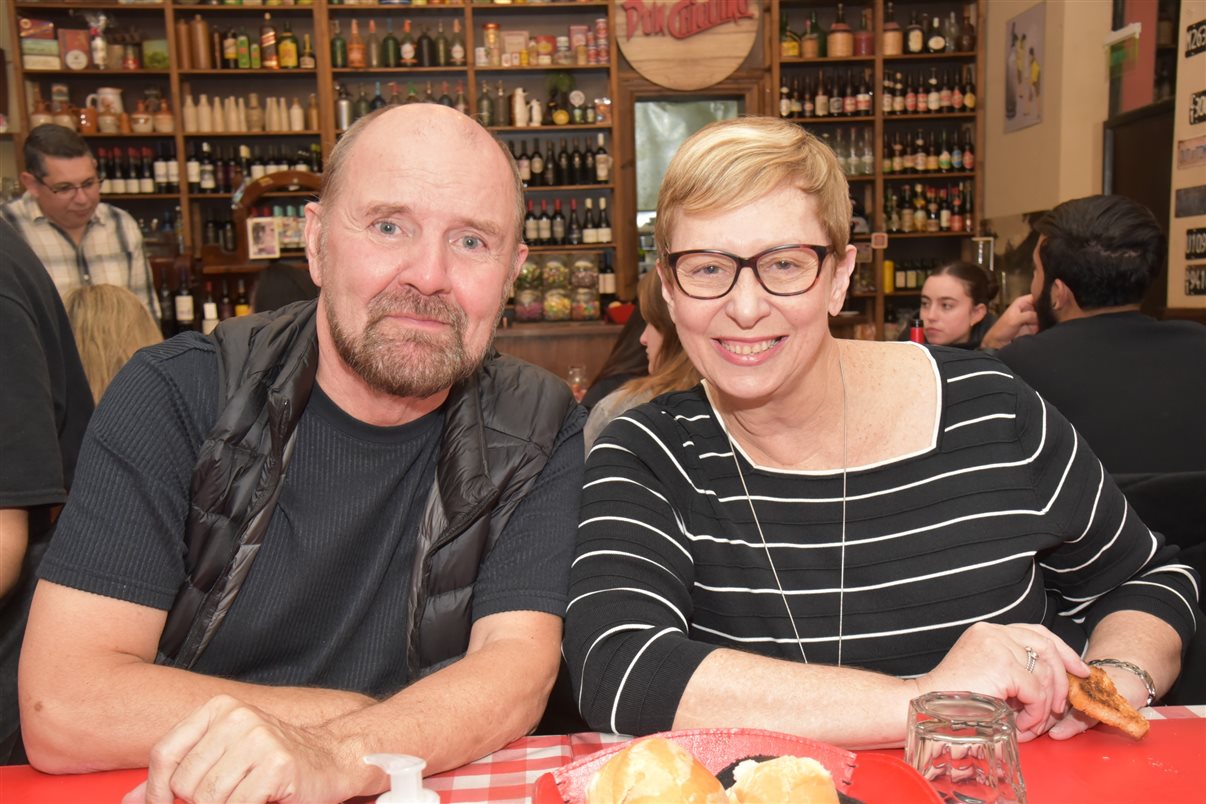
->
565 118 1199 748
913 260 998 348
584 271 700 448
581 305 649 410
982 194 1206 475
63 283 162 404
20 105 584 803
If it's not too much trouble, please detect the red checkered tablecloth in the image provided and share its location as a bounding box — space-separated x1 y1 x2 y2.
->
425 732 628 803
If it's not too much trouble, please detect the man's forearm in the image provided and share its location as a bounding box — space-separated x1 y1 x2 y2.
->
21 655 374 773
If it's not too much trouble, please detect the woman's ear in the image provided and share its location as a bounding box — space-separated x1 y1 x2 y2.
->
657 262 677 323
826 246 856 317
970 302 987 327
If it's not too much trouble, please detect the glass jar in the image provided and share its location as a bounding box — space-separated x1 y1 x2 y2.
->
516 259 542 291
571 287 601 321
542 256 570 289
570 255 598 288
542 287 571 321
514 289 543 322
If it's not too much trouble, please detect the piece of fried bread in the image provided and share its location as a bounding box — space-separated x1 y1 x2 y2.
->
1067 666 1149 739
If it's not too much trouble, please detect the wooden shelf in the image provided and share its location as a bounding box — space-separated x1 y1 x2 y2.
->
883 111 977 121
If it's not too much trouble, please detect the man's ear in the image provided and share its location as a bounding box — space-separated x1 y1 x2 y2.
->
1050 278 1073 313
19 171 39 195
303 201 324 287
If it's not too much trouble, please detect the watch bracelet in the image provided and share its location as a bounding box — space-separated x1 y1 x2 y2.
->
1088 658 1156 707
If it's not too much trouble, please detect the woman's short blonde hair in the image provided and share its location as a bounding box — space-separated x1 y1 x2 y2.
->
655 116 850 266
64 283 163 403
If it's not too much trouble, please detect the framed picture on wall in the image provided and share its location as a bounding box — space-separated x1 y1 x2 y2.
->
1005 2 1045 132
247 216 280 260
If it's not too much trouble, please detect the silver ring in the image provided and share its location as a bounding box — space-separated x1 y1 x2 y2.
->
1024 646 1038 674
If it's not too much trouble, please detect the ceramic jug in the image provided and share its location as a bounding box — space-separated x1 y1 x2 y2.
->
85 87 124 115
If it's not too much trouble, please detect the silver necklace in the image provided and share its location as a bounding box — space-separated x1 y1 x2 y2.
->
723 347 848 666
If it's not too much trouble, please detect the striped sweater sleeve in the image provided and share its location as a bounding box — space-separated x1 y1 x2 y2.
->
566 408 718 735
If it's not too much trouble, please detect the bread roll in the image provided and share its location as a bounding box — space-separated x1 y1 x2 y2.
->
585 737 728 804
726 755 840 804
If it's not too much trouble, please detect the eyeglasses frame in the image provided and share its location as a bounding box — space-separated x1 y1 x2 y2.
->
34 173 101 196
665 243 832 300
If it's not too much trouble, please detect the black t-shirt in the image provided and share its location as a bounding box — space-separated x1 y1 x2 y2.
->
0 219 93 756
996 312 1206 474
41 333 584 697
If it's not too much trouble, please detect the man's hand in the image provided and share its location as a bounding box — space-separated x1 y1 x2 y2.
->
124 695 376 804
980 294 1038 351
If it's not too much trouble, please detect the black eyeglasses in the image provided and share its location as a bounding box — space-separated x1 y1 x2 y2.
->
666 243 831 300
35 174 100 196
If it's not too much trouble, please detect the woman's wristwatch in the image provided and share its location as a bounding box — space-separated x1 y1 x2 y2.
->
1088 658 1157 707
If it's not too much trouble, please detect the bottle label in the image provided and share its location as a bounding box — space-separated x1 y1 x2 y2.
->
596 155 610 183
187 162 201 182
175 296 195 322
140 177 155 194
907 30 923 52
153 162 168 183
597 225 612 243
451 43 465 64
928 36 945 51
598 273 616 294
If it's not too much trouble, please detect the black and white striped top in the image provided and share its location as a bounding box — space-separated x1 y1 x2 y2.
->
565 348 1200 736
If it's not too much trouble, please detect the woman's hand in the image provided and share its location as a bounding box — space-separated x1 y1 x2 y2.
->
915 622 1090 741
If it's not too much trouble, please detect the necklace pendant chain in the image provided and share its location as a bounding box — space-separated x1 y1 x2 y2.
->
725 346 848 666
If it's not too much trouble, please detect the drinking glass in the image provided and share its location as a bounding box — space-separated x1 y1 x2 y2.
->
566 364 588 403
905 691 1026 804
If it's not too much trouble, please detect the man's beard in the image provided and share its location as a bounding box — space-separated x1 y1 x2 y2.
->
326 285 495 400
1035 279 1059 332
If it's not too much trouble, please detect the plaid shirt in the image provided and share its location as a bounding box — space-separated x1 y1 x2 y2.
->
1 193 159 318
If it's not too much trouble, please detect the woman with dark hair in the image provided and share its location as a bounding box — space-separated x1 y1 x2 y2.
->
918 260 999 347
580 305 649 410
583 271 700 448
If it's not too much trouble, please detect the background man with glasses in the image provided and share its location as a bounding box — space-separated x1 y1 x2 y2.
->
2 124 158 318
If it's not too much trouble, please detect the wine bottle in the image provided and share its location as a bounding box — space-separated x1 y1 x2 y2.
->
567 198 583 245
551 198 567 245
434 20 449 68
524 199 539 244
416 26 434 68
537 199 552 246
330 20 348 69
366 19 380 69
201 281 220 335
175 267 196 332
582 198 598 244
597 198 612 243
234 279 251 317
400 20 416 67
218 280 235 321
382 19 400 68
594 133 610 183
516 140 531 183
158 274 176 338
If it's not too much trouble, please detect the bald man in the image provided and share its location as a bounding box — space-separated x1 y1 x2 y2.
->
20 105 585 802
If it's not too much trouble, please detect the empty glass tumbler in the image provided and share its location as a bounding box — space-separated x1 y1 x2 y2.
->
905 691 1026 804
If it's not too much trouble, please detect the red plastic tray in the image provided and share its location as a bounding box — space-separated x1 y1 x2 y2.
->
531 727 941 803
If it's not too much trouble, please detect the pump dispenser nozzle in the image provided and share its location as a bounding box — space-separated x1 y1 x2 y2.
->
364 754 439 804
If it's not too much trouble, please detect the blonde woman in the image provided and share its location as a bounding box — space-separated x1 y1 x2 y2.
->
64 283 162 403
583 271 701 449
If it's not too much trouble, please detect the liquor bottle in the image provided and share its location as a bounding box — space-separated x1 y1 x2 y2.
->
856 69 872 116
515 140 531 183
570 138 585 185
544 141 559 187
200 142 218 193
235 27 251 69
201 282 220 335
925 132 939 172
371 81 387 111
815 70 829 118
881 71 895 115
556 139 571 184
905 12 925 54
854 8 874 56
218 280 235 321
438 81 454 108
904 72 917 114
927 67 941 112
827 3 853 58
477 80 494 127
537 199 552 245
299 33 316 70
780 14 799 58
347 19 366 69
260 13 279 70
962 131 975 170
496 81 507 124
802 77 816 117
790 79 803 117
110 149 129 195
597 254 616 306
945 12 959 54
779 82 792 119
222 28 239 70
551 199 566 245
938 131 952 172
891 131 905 173
594 133 610 183
963 67 977 111
597 198 612 243
582 198 598 244
926 15 947 53
829 71 844 117
958 11 977 52
234 279 251 317
221 216 236 252
523 199 539 244
158 274 176 338
416 26 434 68
950 188 965 233
448 81 466 115
422 81 437 104
529 141 545 186
400 20 416 67
910 317 925 344
450 19 466 66
951 135 964 171
434 20 449 68
809 11 826 57
940 70 953 111
892 71 906 114
175 267 196 332
952 74 965 112
330 20 348 68
382 19 400 67
139 147 155 194
939 189 952 231
367 20 381 69
882 1 903 55
353 85 372 121
278 22 299 69
567 198 583 245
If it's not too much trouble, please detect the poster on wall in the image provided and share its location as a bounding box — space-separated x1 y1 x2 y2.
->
1004 2 1044 133
1167 1 1206 308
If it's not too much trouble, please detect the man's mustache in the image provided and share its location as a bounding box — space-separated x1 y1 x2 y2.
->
367 289 466 330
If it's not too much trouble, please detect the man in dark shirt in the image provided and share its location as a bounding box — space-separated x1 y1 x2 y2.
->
982 194 1206 474
0 219 93 764
20 105 584 802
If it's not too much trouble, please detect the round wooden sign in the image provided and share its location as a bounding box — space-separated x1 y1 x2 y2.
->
615 0 762 91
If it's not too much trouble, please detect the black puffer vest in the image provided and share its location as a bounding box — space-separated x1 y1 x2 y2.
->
156 301 576 679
